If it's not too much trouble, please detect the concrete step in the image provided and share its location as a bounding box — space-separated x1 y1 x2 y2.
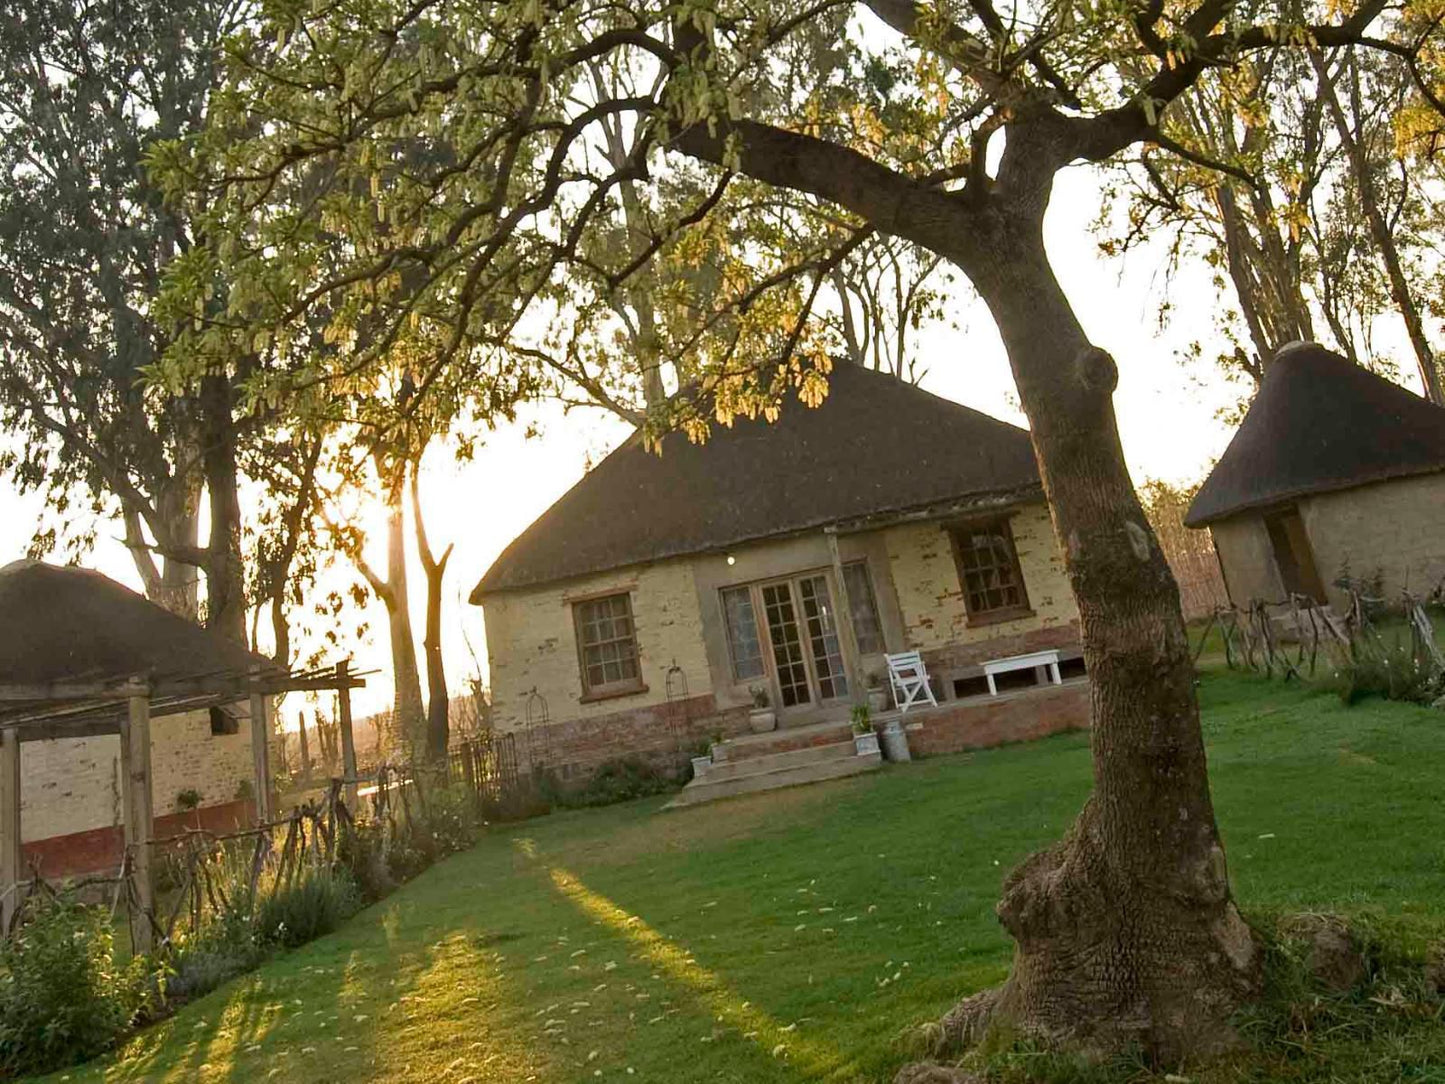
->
713 719 854 763
699 739 859 782
664 748 882 810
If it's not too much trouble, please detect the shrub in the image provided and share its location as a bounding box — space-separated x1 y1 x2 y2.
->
254 866 361 949
562 756 675 808
336 818 396 902
1322 631 1443 706
167 906 266 1004
0 897 149 1078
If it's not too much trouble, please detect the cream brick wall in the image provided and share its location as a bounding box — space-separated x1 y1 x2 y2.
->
1209 516 1281 605
20 706 258 843
1303 473 1445 606
1209 472 1445 610
884 501 1077 652
481 559 714 734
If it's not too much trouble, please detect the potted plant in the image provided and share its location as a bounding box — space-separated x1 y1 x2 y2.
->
748 685 777 733
690 738 714 779
176 787 203 829
850 704 880 757
865 671 890 713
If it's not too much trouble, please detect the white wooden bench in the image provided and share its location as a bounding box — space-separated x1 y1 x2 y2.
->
982 649 1062 696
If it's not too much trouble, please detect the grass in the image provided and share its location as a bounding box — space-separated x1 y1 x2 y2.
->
37 669 1445 1084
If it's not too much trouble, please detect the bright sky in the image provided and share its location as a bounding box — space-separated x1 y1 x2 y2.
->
0 163 1425 719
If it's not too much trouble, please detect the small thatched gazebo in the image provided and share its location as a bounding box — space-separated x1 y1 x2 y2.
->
0 561 364 946
1186 343 1445 608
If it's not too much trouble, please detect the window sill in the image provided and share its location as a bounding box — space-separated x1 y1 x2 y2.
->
578 682 650 705
963 606 1035 629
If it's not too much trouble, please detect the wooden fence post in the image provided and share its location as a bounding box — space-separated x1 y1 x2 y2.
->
249 667 273 823
336 661 359 809
122 692 154 954
0 727 21 935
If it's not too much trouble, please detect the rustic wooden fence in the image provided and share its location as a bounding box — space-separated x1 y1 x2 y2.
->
1196 590 1444 681
5 732 531 947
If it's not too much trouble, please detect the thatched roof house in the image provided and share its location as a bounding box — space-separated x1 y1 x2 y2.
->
474 364 1043 596
1187 343 1445 608
470 365 1090 797
0 561 275 887
0 559 278 705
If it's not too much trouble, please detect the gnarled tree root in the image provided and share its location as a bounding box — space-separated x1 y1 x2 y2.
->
897 810 1264 1081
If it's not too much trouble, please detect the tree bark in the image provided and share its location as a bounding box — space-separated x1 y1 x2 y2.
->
1312 50 1443 404
382 485 426 758
673 111 1260 1064
198 373 247 644
410 466 453 761
948 213 1261 1062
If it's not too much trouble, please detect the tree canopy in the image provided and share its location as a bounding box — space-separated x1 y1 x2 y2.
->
145 0 1445 1066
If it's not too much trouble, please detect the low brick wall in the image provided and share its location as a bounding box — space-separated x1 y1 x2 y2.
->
22 798 257 881
920 621 1082 676
901 679 1090 758
508 693 752 785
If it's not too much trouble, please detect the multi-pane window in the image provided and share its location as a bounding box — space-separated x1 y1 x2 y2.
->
952 519 1030 619
760 582 812 707
842 562 885 655
720 586 765 681
797 575 848 701
574 593 641 695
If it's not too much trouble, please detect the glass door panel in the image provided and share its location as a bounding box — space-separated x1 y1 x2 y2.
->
797 575 849 701
760 582 812 707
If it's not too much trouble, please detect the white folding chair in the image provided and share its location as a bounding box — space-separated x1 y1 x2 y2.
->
885 651 938 713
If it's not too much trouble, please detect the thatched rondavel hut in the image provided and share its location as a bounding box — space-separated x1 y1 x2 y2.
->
0 560 277 883
1185 343 1445 610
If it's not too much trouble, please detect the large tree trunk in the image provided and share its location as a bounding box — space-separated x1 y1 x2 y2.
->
410 467 453 762
937 212 1260 1063
382 490 426 758
198 373 247 644
673 92 1259 1066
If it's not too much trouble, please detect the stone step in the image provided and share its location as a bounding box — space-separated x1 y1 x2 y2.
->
699 739 859 782
663 748 882 810
712 719 854 763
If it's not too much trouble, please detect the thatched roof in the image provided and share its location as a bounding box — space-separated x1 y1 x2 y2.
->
1186 343 1445 527
473 364 1042 598
0 560 276 692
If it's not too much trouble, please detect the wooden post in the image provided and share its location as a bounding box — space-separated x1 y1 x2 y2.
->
122 694 154 954
336 661 359 809
296 712 312 783
0 727 21 935
825 528 867 706
249 667 273 823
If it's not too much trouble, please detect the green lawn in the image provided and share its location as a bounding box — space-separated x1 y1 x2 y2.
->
43 670 1445 1084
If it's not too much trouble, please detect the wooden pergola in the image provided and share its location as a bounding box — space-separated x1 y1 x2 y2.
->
0 561 365 949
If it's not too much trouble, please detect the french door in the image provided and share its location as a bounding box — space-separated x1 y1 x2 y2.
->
758 573 849 709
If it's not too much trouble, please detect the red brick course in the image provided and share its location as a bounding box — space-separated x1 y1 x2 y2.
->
23 798 256 881
902 680 1090 757
515 693 752 784
920 621 1082 675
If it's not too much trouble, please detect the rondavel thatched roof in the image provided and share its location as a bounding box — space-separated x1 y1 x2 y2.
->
472 364 1042 598
0 559 277 693
1185 343 1445 528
